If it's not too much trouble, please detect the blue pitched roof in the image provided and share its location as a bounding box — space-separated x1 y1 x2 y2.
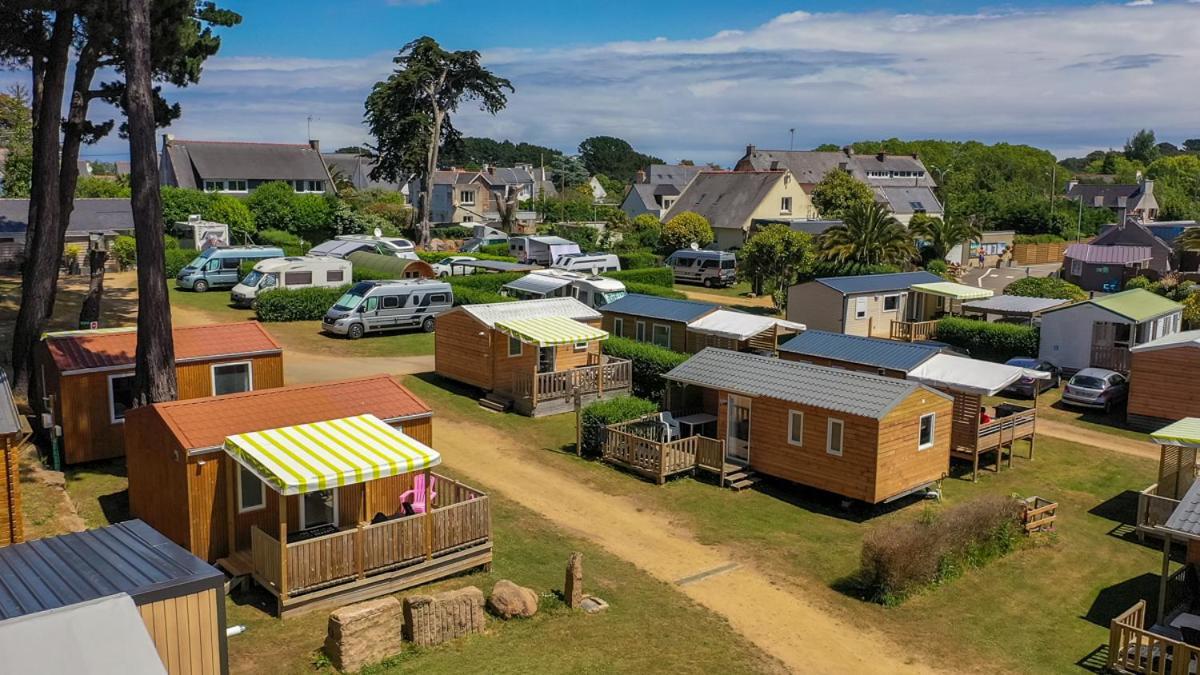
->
778 330 943 372
815 271 942 295
601 293 717 323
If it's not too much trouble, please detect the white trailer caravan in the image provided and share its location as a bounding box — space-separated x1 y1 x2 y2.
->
230 256 352 307
501 269 627 310
509 236 581 266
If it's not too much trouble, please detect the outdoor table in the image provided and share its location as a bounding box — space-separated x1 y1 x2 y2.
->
676 413 717 439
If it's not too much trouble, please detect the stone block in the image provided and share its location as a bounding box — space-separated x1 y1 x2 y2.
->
324 596 403 673
565 552 584 609
403 586 486 646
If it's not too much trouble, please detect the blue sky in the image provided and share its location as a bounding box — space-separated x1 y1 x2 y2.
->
8 1 1196 165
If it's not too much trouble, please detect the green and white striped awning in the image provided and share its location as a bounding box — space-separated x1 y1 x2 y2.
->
494 316 608 347
1151 418 1200 448
910 282 994 301
223 414 440 495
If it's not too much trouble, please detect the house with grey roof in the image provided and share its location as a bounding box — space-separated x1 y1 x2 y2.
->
786 271 943 338
663 170 816 250
661 348 953 504
1066 179 1158 222
621 163 703 220
159 135 333 195
0 198 133 270
1061 242 1154 292
322 152 407 195
419 164 547 225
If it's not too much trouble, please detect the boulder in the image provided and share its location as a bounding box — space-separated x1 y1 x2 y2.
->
564 552 584 609
487 579 539 619
324 596 402 673
402 586 486 646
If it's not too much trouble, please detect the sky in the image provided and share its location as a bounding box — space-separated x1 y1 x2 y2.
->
6 0 1199 165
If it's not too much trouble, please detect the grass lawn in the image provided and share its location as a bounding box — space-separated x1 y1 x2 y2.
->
987 385 1153 443
674 279 755 298
63 459 129 528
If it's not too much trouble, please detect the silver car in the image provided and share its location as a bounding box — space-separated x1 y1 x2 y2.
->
1061 368 1128 413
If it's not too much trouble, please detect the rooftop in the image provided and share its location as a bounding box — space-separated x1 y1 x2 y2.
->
1131 328 1200 354
1087 289 1181 323
163 138 330 186
778 330 943 372
602 294 718 323
1064 243 1153 265
663 171 788 230
0 198 133 236
43 323 282 374
962 295 1073 316
814 271 942 295
461 297 600 329
1164 479 1200 537
0 369 19 437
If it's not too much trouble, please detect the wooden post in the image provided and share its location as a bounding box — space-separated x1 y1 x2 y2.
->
531 367 539 407
596 352 604 398
574 385 583 457
1158 533 1172 624
356 486 366 580
277 490 288 604
424 470 433 560
1030 379 1040 461
224 456 237 559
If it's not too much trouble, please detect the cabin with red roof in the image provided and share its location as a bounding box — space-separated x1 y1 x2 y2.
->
35 323 284 464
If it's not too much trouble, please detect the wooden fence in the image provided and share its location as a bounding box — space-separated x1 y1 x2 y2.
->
1020 496 1057 533
1013 241 1073 265
1109 600 1200 674
890 320 938 342
514 358 632 406
1137 483 1182 533
287 529 357 594
601 416 726 485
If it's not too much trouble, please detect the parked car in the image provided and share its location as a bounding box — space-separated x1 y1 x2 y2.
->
230 256 351 308
1061 367 1128 412
552 252 620 274
666 249 736 288
1002 358 1061 397
176 245 286 292
309 239 419 261
431 255 478 278
322 279 453 338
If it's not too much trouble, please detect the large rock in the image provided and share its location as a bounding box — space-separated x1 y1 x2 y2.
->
565 552 584 609
487 579 539 619
402 586 486 646
324 597 403 673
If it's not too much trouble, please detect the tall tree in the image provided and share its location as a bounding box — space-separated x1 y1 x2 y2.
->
818 202 916 267
0 87 33 197
578 135 661 182
1125 129 1160 164
365 37 513 247
739 224 814 311
908 214 982 261
809 169 875 219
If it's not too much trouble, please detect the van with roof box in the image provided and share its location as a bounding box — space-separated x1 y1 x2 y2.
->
666 248 737 287
176 245 286 292
323 279 453 338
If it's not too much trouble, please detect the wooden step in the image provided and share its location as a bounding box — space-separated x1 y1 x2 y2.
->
722 467 761 491
478 394 511 412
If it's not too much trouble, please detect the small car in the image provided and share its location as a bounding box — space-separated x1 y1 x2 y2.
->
430 255 477 278
1003 358 1061 397
1061 367 1128 413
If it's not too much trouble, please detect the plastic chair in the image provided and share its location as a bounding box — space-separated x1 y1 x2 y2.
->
659 412 681 441
399 474 438 514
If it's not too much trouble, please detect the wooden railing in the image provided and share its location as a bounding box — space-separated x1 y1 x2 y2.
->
1020 496 1057 533
251 526 282 593
977 409 1037 452
432 497 491 553
1092 345 1132 373
601 416 726 485
287 528 357 595
362 515 425 572
1109 600 1200 674
890 319 939 342
1139 483 1182 532
513 357 632 406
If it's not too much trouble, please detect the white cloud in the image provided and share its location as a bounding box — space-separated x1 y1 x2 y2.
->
1126 0 1154 6
7 3 1199 163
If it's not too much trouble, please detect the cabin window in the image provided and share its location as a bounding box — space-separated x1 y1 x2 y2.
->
652 324 671 348
508 336 523 357
107 373 136 423
612 318 624 337
635 321 646 342
283 270 312 285
918 413 936 450
573 341 588 352
854 297 867 320
326 269 344 283
299 489 338 530
883 294 900 312
788 411 804 447
212 362 253 396
237 464 265 513
826 418 844 457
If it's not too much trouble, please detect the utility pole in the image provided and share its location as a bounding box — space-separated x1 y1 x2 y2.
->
789 128 795 151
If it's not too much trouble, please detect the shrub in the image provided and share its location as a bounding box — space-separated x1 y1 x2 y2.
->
1003 276 1087 302
660 212 713 252
617 250 659 270
580 396 659 457
292 193 335 239
205 194 255 236
447 272 524 305
431 225 471 240
1124 275 1153 291
1013 233 1066 244
604 266 673 288
415 250 517 264
75 176 130 198
623 282 686 299
111 235 137 269
935 317 1039 362
924 259 949 278
546 223 602 250
806 260 900 279
858 495 1022 605
245 181 299 232
601 336 689 401
165 248 197 278
480 243 511 257
256 228 307 256
255 285 349 322
160 186 214 228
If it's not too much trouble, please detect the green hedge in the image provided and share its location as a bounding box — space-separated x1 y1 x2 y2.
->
935 317 1039 362
604 267 673 288
1013 234 1066 244
447 271 524 306
480 243 511 257
617 250 659 270
1003 276 1087 302
165 248 197 278
256 228 307 256
602 336 690 400
431 225 471 239
415 250 518 264
623 282 686 299
255 285 349 322
580 396 659 457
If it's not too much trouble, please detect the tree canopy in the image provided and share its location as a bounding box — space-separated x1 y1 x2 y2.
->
810 169 875 219
660 211 713 252
818 201 915 267
578 136 662 183
439 136 561 168
739 224 814 310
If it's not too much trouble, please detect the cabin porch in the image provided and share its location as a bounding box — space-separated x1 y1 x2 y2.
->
948 391 1038 482
1137 422 1200 539
600 413 728 485
890 281 993 343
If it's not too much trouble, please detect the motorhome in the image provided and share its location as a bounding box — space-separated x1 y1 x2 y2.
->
509 236 581 266
666 249 737 288
308 238 418 261
335 233 418 257
176 245 285 292
230 256 351 307
501 269 627 310
322 279 454 338
552 252 621 274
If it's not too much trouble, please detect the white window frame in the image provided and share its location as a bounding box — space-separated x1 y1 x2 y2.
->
787 411 804 447
918 412 936 451
459 190 476 206
203 179 248 194
635 321 646 342
107 372 136 424
1070 259 1082 276
293 179 323 193
826 418 844 457
652 324 671 348
612 317 624 338
854 296 868 320
781 196 792 215
882 294 900 313
508 336 523 358
298 488 339 531
573 341 588 352
236 463 266 514
211 360 254 397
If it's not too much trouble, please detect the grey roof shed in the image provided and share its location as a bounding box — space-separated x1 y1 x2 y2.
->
601 294 718 323
778 330 943 372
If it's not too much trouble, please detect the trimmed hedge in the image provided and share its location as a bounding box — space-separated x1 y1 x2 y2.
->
447 271 524 306
256 285 349 322
604 266 673 288
935 317 1039 362
415 250 518 264
165 248 197 278
1004 276 1087 302
256 228 307 256
580 396 659 457
602 336 690 400
480 243 511 257
623 282 686 299
617 250 659 270
431 225 471 239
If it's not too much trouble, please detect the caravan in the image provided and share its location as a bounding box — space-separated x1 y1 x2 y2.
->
230 256 351 307
501 269 627 310
322 279 454 338
551 252 621 274
509 236 581 266
666 249 737 288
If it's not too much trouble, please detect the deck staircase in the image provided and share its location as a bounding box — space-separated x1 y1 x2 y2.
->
723 464 761 491
478 393 512 413
216 550 254 594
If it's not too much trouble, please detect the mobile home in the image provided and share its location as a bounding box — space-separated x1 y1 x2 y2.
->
1128 330 1200 430
230 256 351 307
0 370 23 547
322 279 453 338
786 271 942 338
501 269 627 310
509 236 581 265
1038 289 1182 373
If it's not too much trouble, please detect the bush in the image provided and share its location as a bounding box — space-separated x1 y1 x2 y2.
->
1003 276 1087 302
111 235 137 269
806 260 900 279
245 181 299 232
256 228 307 256
480 243 511 257
935 317 1039 362
1013 233 1066 244
415 250 517 264
447 272 525 305
661 211 713 252
75 176 130 198
623 282 686 299
205 194 255 237
601 336 689 400
617 249 659 270
255 285 349 322
431 225 471 240
580 396 659 457
1124 275 1153 291
604 266 673 288
924 259 949 278
165 248 197 278
858 496 1022 605
292 193 335 239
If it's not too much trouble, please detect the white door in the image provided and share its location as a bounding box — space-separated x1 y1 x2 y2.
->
726 394 751 464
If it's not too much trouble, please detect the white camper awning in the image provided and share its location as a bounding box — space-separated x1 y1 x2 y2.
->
905 353 1049 396
686 310 806 341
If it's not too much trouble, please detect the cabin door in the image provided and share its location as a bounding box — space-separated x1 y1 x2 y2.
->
538 346 556 374
725 394 751 465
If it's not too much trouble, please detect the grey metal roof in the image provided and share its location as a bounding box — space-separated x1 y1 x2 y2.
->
164 139 329 184
601 293 718 323
962 295 1072 315
778 330 943 372
665 348 940 419
664 171 787 230
1065 182 1146 209
878 186 943 214
1165 480 1200 537
462 297 600 328
644 164 702 187
504 274 572 294
0 520 224 620
0 199 133 236
624 184 658 212
1064 243 1152 264
815 271 942 295
0 369 20 437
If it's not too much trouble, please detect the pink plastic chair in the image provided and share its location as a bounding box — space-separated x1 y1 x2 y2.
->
400 474 438 514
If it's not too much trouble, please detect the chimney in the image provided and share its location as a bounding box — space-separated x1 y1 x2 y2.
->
745 144 756 157
842 146 854 157
308 139 320 152
876 152 886 162
162 133 174 147
636 170 647 184
488 165 495 176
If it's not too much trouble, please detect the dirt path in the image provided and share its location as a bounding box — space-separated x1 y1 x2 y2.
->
433 416 945 675
1036 419 1159 460
678 289 777 309
282 352 433 383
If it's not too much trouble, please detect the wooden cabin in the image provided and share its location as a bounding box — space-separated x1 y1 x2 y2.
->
684 309 804 355
600 294 718 352
1038 289 1182 373
125 375 491 618
0 520 227 675
36 323 284 464
435 297 631 416
0 370 24 547
649 348 954 503
888 281 993 342
1128 330 1200 431
785 271 942 338
1134 418 1200 538
779 329 944 378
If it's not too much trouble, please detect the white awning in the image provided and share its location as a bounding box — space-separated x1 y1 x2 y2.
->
905 353 1049 396
686 310 806 341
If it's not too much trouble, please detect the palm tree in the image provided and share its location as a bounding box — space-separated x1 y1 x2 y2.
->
1176 228 1200 253
818 202 917 266
909 215 983 260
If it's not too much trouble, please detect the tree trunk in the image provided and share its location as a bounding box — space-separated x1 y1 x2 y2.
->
419 106 442 249
125 0 177 406
11 9 74 395
78 248 107 329
58 42 99 239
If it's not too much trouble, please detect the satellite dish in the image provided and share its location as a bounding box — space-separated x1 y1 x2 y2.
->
689 242 700 250
373 227 383 238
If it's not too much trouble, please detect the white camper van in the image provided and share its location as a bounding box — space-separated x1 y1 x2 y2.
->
501 269 627 310
230 256 351 307
508 236 581 266
551 252 621 274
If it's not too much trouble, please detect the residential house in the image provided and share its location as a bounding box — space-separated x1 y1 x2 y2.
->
0 370 23 547
1065 179 1158 222
322 152 408 195
35 323 284 464
423 165 543 225
434 298 631 415
621 164 702 220
785 271 943 338
663 170 815 250
159 135 333 194
599 294 803 354
1085 217 1183 278
659 348 953 504
1128 330 1200 430
0 198 134 270
1061 243 1154 292
1038 289 1183 373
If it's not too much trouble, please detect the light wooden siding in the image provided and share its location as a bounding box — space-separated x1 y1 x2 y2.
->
175 353 284 399
0 438 22 546
400 417 432 446
874 389 953 503
841 292 907 338
138 589 222 675
491 328 536 397
601 312 687 352
125 408 193 550
434 309 493 390
777 352 907 380
685 332 744 355
1129 347 1200 424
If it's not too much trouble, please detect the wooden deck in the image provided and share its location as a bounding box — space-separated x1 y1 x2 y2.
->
511 357 632 417
601 415 727 485
950 391 1038 481
1109 599 1200 675
1137 483 1182 538
890 319 939 342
